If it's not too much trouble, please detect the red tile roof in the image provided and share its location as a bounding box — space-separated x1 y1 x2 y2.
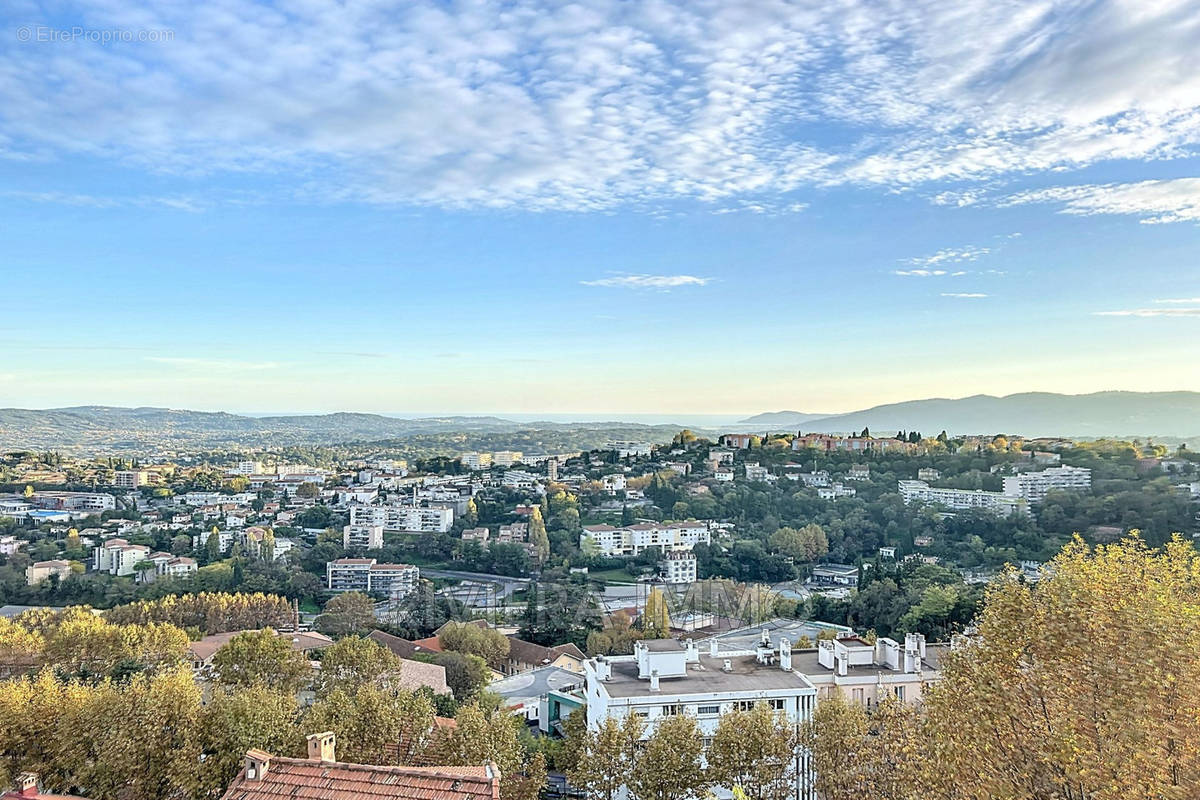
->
221 756 499 800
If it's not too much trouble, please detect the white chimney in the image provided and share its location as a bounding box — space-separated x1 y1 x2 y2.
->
649 669 660 692
684 638 698 662
709 638 719 657
836 654 847 677
722 659 733 672
594 656 611 681
306 731 336 763
779 638 792 671
244 749 271 781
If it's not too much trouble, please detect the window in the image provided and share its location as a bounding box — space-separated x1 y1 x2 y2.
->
768 699 786 711
893 686 906 701
632 711 649 719
696 705 720 715
852 688 864 705
662 704 681 716
734 700 756 712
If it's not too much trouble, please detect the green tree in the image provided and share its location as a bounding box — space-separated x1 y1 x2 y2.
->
709 703 800 800
641 587 671 639
627 714 709 800
435 702 547 800
567 714 643 800
304 684 435 766
438 621 510 670
312 635 403 698
315 592 377 636
199 685 300 797
211 629 311 692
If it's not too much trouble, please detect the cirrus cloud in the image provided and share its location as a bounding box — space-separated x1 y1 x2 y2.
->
581 274 712 289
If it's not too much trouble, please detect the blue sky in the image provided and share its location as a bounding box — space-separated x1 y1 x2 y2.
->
1 0 1199 416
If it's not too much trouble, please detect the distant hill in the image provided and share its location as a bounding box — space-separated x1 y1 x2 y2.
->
736 410 833 429
786 391 1200 438
0 406 699 454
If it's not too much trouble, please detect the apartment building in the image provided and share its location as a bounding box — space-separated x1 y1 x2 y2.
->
792 434 916 453
917 467 941 481
580 521 711 557
584 637 816 799
846 464 870 481
602 473 628 492
659 550 698 584
93 538 151 576
343 523 384 550
25 559 73 586
496 523 528 544
227 461 264 475
113 470 155 488
349 504 454 533
800 633 946 707
460 452 493 470
898 480 1029 516
492 451 523 467
721 433 755 449
30 491 115 513
744 463 771 482
1001 465 1092 503
817 483 856 500
608 441 653 458
326 558 419 599
136 552 198 583
460 526 490 544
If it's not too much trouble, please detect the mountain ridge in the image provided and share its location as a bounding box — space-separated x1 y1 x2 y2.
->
738 391 1200 438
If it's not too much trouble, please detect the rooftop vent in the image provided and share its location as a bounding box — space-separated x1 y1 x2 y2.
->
721 659 733 672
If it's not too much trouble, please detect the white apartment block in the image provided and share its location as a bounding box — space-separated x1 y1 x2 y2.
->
1001 465 1092 503
502 470 541 490
585 637 816 800
803 633 945 707
713 469 734 482
227 461 264 475
659 550 698 584
609 441 653 458
136 552 198 583
492 451 523 467
461 452 493 470
817 483 856 500
193 528 236 553
343 523 385 550
93 538 151 576
602 473 628 492
349 504 454 533
326 557 419 598
799 471 831 488
898 480 1029 516
581 522 711 558
846 464 870 481
917 468 941 482
744 463 771 482
31 492 115 513
113 470 154 488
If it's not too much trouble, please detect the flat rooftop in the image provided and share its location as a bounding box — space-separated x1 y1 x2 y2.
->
707 618 853 651
789 644 950 677
600 653 813 698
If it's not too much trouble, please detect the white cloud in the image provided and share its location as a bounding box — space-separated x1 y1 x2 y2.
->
581 274 712 289
941 292 988 298
902 246 991 267
1003 178 1200 224
2 1 1199 210
1156 297 1200 303
1093 308 1200 317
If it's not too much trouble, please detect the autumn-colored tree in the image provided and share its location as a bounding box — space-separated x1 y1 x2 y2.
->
438 621 510 670
800 691 871 800
304 685 435 766
627 713 709 800
312 635 403 698
434 702 547 800
640 588 671 639
768 524 829 562
211 629 311 692
315 592 377 636
708 702 801 800
105 592 292 634
915 534 1200 800
566 714 643 800
528 506 550 564
199 685 301 797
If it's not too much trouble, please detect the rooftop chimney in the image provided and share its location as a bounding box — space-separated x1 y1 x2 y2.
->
649 669 660 692
594 655 611 681
721 659 733 673
779 637 792 672
244 749 272 781
709 638 719 658
16 773 38 798
306 731 336 763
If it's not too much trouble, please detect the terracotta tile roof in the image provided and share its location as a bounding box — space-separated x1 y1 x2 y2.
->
504 636 584 669
220 756 499 800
